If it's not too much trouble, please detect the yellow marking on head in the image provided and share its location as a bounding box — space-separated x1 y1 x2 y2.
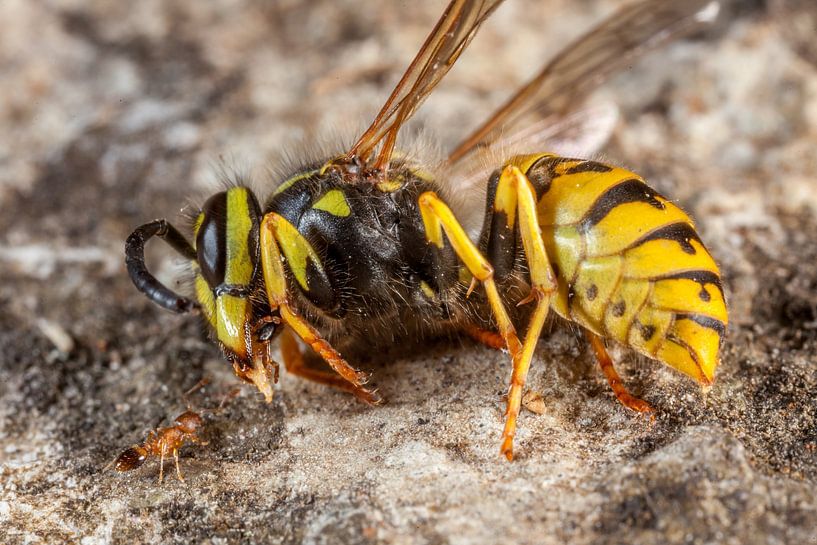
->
420 281 435 299
192 212 205 247
313 189 351 217
198 187 256 357
195 274 216 328
216 294 249 357
272 214 324 291
224 187 255 285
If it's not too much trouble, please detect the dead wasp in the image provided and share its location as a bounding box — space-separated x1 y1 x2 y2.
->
125 0 728 460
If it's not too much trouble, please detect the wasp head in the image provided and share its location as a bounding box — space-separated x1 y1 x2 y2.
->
125 186 283 402
192 187 282 401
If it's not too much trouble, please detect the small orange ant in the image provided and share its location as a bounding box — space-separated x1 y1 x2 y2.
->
111 379 237 483
113 410 207 483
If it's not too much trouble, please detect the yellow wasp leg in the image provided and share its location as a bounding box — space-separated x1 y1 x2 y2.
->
419 167 557 461
418 192 523 360
259 213 383 405
493 165 558 461
586 331 654 416
279 327 381 404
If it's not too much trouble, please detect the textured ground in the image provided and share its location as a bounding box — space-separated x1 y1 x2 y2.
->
1 0 816 544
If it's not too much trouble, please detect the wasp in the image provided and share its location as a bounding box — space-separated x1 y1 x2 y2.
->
125 0 728 461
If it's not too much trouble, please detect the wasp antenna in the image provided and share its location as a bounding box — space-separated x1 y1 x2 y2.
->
125 219 198 314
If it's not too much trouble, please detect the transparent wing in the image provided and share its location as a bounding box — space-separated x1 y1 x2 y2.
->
346 0 506 172
447 0 722 165
443 102 620 235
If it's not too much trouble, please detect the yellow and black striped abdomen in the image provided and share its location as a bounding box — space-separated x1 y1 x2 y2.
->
522 154 727 385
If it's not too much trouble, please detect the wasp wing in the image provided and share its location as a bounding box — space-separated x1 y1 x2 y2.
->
346 0 506 171
447 0 722 165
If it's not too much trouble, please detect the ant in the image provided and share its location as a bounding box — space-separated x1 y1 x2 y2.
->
111 379 237 483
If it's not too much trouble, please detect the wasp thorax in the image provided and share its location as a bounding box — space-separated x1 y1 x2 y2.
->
193 187 262 359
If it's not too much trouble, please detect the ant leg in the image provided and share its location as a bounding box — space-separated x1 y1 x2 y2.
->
586 331 654 415
173 449 185 483
158 448 166 484
259 213 381 405
279 327 382 404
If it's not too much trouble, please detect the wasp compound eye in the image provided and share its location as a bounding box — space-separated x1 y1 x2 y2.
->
196 192 229 289
195 189 262 291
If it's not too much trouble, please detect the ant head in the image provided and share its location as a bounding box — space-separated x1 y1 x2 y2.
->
174 411 205 434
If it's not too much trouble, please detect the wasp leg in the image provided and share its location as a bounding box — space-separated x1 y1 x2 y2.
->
279 327 382 404
259 213 382 405
586 331 654 416
461 324 505 350
420 167 557 461
418 192 523 359
490 165 558 461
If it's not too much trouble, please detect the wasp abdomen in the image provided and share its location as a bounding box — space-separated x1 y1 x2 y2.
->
527 155 728 384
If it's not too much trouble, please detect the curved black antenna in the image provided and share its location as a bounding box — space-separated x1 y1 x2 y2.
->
125 219 198 314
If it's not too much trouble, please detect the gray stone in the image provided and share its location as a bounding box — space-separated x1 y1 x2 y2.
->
1 1 816 544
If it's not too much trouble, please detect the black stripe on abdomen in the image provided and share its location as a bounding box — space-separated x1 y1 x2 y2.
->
578 179 666 233
564 161 614 175
676 313 727 338
630 222 704 255
653 270 724 299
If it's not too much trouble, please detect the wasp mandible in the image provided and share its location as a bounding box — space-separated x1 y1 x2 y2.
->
126 0 728 461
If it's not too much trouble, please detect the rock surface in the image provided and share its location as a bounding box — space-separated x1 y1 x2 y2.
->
1 1 816 544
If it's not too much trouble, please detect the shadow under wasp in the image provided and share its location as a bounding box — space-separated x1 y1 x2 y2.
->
125 0 728 462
